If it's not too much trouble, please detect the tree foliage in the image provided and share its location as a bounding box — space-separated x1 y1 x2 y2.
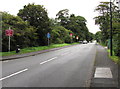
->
1 11 37 52
56 10 93 42
51 26 72 44
2 3 94 52
18 3 51 46
94 2 120 57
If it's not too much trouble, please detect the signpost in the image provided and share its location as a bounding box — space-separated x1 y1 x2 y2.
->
47 32 50 46
5 27 14 52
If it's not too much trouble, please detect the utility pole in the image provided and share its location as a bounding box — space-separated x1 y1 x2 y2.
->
110 0 113 56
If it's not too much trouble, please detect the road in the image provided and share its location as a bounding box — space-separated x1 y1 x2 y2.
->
1 43 96 87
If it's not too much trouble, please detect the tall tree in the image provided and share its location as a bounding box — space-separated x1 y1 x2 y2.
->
18 3 50 46
56 9 69 28
94 2 120 56
94 2 110 44
56 10 90 41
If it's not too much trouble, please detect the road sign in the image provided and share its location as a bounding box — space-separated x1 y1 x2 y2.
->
47 33 50 38
6 27 14 52
70 33 73 36
76 36 79 40
47 33 50 46
5 29 14 36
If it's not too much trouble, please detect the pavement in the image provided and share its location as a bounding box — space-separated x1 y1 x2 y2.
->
90 44 119 89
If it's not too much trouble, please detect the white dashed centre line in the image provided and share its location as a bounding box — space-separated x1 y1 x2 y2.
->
0 68 28 81
61 52 69 56
40 57 57 65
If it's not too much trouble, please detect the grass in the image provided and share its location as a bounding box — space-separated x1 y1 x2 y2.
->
1 43 79 57
107 49 120 64
98 42 120 64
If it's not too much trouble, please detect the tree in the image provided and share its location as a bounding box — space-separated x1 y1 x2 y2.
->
1 11 37 52
51 26 72 44
94 2 120 57
95 31 102 43
86 32 94 42
94 2 110 44
18 3 50 46
56 9 69 28
56 10 90 42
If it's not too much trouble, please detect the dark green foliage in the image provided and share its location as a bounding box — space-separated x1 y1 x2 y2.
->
56 10 93 42
18 3 51 46
1 12 38 52
113 33 120 56
94 2 120 57
2 3 94 52
51 26 72 44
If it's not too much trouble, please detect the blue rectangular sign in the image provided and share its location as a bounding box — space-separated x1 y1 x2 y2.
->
47 33 50 38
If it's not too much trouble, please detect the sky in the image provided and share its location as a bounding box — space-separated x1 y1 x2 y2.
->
0 0 110 34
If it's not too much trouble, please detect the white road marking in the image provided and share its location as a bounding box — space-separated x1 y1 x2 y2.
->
61 52 69 56
0 68 28 81
94 67 113 78
40 57 57 65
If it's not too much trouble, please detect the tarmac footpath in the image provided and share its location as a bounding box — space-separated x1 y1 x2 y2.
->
90 44 119 89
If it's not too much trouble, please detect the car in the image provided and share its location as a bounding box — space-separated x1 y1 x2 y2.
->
82 40 87 44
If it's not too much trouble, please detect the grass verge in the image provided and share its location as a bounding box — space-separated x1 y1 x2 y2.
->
1 43 79 57
107 49 120 64
98 42 120 64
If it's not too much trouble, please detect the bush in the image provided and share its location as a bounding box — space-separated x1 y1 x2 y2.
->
113 33 120 57
51 26 73 44
64 35 71 43
54 38 63 44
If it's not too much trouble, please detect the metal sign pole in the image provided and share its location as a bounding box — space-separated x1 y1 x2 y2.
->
48 38 49 46
8 27 11 52
8 36 10 52
71 37 72 43
47 33 50 46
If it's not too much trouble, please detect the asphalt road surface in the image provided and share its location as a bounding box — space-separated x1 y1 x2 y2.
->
1 43 96 87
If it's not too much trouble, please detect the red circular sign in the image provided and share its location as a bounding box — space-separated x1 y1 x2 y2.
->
70 33 73 36
5 29 14 36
